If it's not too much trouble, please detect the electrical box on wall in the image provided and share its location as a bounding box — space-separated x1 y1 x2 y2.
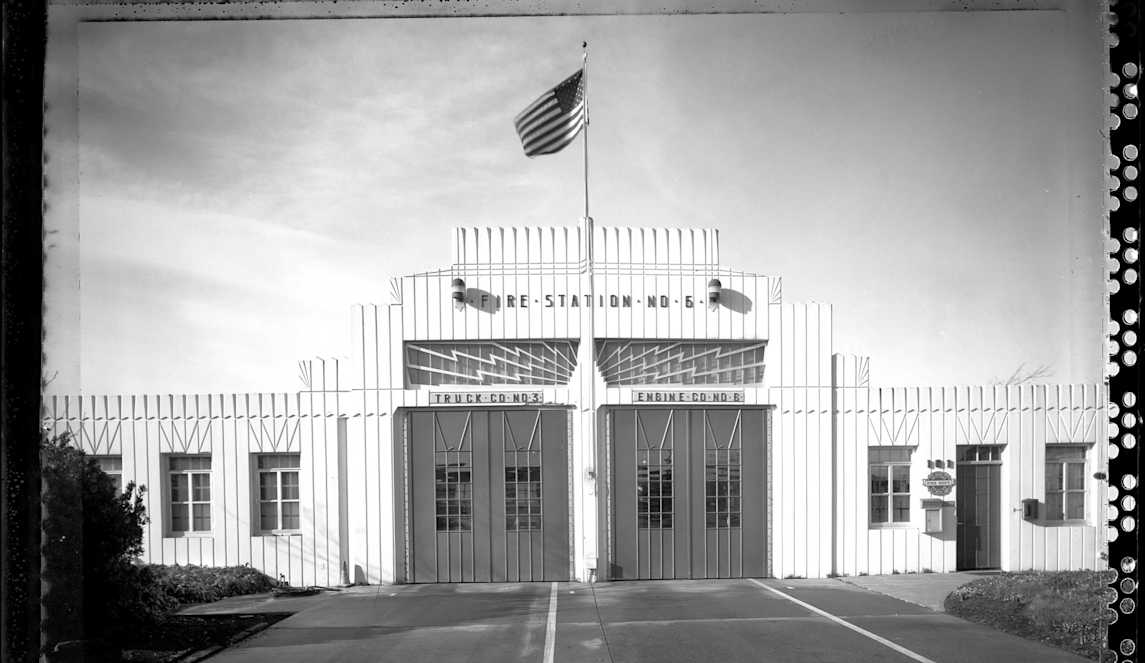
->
921 499 946 534
1022 498 1039 520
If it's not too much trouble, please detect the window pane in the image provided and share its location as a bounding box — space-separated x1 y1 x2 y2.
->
1046 446 1086 462
1066 492 1085 520
97 456 123 472
892 495 911 522
260 502 278 530
870 447 911 464
435 458 472 531
637 452 672 529
1066 463 1085 490
505 465 543 531
257 454 299 470
1046 463 1063 491
891 466 910 493
192 473 210 501
282 502 300 529
171 503 189 531
192 503 211 531
281 472 299 500
259 472 277 500
870 496 888 523
870 466 889 495
1046 492 1065 520
170 474 188 502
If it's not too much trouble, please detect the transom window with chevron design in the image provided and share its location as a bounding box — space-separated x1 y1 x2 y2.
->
405 341 579 386
596 340 766 386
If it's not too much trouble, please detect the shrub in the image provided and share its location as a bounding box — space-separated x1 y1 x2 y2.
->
151 564 278 604
945 571 1118 660
41 431 171 656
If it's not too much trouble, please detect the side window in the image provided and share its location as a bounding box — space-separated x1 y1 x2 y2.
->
869 447 912 526
254 454 301 533
1045 446 1087 522
94 455 123 492
167 455 211 535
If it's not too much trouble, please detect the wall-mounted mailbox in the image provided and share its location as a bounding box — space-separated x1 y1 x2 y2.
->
1022 498 1039 520
921 498 946 534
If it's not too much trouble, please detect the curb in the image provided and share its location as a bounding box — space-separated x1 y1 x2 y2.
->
173 620 274 663
835 577 947 613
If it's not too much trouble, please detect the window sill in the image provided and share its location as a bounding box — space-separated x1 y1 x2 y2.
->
1041 520 1090 527
868 523 914 530
254 531 303 537
164 533 213 539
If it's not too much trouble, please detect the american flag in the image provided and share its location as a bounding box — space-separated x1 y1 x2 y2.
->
513 69 586 158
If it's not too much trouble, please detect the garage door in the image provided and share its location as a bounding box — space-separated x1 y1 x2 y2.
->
407 408 570 582
609 407 768 579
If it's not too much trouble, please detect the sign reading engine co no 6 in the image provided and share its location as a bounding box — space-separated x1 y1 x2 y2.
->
922 470 955 496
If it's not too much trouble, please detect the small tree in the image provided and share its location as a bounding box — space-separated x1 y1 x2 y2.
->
990 363 1053 386
41 431 175 659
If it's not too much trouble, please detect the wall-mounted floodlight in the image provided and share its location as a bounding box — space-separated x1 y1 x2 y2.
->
707 278 722 310
451 278 466 311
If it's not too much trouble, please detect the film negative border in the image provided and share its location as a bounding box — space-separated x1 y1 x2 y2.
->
1107 2 1141 662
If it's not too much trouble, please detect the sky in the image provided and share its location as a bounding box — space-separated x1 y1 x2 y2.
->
44 8 1107 395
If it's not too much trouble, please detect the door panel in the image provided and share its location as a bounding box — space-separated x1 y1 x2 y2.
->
611 407 767 580
956 462 1001 570
408 409 569 582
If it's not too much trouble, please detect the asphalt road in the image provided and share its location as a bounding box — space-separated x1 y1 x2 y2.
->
210 579 1091 663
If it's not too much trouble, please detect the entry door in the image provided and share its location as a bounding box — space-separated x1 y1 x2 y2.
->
610 408 767 580
956 462 1002 569
408 409 570 583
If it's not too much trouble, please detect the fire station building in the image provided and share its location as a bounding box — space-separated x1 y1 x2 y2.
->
43 220 1107 586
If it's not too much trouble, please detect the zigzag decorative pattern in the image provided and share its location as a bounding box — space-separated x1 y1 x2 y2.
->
405 340 579 386
596 340 766 386
1045 404 1097 444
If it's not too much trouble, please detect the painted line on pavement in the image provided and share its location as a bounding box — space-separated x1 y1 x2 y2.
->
748 579 938 663
543 581 558 663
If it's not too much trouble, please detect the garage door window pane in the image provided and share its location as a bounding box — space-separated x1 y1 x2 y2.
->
436 454 473 531
706 449 741 529
638 450 673 529
505 458 542 531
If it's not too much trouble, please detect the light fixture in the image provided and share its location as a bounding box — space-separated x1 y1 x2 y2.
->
451 277 466 311
707 278 722 310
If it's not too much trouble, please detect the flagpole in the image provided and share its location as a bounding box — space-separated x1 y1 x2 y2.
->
582 42 589 221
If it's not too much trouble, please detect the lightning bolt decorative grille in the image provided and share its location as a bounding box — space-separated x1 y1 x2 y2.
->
595 340 766 386
405 340 579 386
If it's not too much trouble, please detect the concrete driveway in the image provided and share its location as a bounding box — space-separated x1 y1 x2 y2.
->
209 579 1090 663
